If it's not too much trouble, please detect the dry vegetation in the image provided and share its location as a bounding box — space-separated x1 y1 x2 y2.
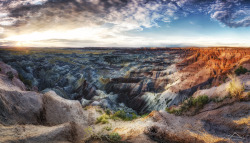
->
226 74 245 99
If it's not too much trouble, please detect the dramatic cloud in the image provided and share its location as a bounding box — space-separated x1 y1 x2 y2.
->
0 0 250 47
209 0 250 28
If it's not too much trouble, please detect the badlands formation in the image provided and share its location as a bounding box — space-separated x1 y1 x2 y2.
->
0 47 249 143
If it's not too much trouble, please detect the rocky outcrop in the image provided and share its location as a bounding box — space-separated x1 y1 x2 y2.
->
144 99 250 143
0 89 43 125
0 62 88 143
0 123 77 143
43 91 88 126
0 61 26 91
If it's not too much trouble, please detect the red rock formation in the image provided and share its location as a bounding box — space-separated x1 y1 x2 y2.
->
171 47 250 92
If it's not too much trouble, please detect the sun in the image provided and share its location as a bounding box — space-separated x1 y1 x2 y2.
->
15 41 30 47
16 41 24 47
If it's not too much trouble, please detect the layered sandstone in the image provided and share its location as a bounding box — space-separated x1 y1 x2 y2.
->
106 48 250 113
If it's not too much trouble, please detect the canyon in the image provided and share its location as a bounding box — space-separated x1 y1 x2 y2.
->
0 47 249 143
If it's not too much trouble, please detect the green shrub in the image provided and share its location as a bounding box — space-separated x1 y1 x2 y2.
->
96 110 137 123
210 96 230 103
181 97 194 111
106 132 122 142
84 126 94 138
6 71 14 80
105 109 111 115
96 114 109 124
96 109 103 114
165 107 182 115
211 97 224 103
235 66 248 75
192 95 209 108
104 126 112 131
166 95 209 116
111 110 137 121
18 74 32 87
113 110 126 119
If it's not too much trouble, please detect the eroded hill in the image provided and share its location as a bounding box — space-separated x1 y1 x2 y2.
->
0 47 249 143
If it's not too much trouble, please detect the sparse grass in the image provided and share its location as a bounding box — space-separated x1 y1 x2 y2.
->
96 110 138 124
235 66 248 75
105 132 122 142
166 95 209 116
83 106 91 110
83 126 103 141
96 109 103 114
226 74 245 99
165 107 183 115
105 109 112 115
18 74 32 87
210 96 229 103
192 95 209 108
140 113 150 118
111 110 137 121
233 116 250 126
84 126 121 143
188 131 230 143
96 114 109 124
104 125 112 131
6 71 14 81
84 126 94 138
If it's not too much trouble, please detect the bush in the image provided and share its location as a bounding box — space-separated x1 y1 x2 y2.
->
165 107 182 115
18 74 32 87
192 95 209 108
235 66 248 75
106 132 122 142
226 74 244 98
112 110 126 120
211 96 226 103
96 109 103 114
166 95 209 115
6 71 14 80
105 109 111 115
96 114 109 124
84 126 94 138
96 110 138 123
104 126 112 131
111 110 137 121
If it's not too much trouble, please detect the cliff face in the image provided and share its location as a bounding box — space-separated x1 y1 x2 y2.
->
170 48 250 92
178 48 250 76
106 48 250 113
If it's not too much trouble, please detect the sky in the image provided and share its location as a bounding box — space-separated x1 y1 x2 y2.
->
0 0 250 47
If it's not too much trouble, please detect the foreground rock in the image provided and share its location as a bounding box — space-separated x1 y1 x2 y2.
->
0 123 76 143
0 62 89 142
84 98 249 143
